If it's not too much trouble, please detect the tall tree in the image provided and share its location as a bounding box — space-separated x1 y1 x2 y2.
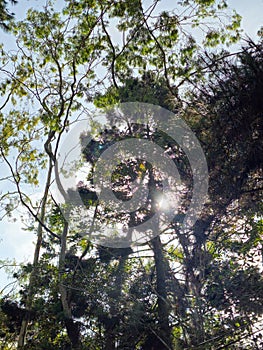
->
1 1 258 350
85 43 263 348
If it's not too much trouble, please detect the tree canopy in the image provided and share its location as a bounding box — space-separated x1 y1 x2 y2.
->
0 1 262 349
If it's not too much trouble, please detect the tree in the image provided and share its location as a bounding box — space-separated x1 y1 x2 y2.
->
1 1 260 349
181 39 263 348
0 0 17 30
76 41 263 348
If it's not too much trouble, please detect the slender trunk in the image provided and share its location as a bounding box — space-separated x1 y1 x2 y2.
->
59 221 81 350
146 165 173 349
17 157 53 349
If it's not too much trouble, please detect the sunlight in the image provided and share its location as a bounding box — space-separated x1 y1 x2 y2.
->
155 193 172 211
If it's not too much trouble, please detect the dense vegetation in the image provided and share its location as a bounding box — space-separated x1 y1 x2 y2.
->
0 1 262 349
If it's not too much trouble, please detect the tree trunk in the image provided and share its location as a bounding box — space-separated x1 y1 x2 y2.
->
145 164 173 349
17 157 53 349
64 318 81 350
59 221 81 350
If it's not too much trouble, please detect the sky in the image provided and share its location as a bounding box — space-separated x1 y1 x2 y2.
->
0 0 263 290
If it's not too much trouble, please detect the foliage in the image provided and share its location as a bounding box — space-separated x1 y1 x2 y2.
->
0 1 262 350
0 0 17 30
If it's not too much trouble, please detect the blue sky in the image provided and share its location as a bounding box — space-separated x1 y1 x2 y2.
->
0 0 263 289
